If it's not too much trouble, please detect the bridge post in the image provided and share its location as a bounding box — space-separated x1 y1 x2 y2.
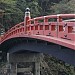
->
24 8 31 33
7 53 17 75
7 53 11 75
10 63 17 75
57 14 62 22
35 62 40 75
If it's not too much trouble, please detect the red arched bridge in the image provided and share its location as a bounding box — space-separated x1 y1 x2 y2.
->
0 10 75 66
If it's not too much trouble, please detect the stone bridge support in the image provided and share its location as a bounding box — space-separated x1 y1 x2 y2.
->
7 52 42 75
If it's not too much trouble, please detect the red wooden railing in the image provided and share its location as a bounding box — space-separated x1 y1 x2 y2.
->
0 14 75 49
26 14 75 41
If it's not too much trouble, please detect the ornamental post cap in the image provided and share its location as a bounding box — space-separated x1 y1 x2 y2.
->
25 8 30 12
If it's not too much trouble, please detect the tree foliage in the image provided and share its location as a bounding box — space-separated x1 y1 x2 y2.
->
0 0 75 30
51 0 75 14
0 0 23 30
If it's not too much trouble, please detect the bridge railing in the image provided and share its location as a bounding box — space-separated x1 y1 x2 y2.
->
0 22 24 42
58 22 75 40
26 14 75 41
57 14 75 41
26 15 58 37
0 14 75 43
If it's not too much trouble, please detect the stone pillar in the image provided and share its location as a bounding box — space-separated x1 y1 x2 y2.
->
7 53 17 75
7 53 9 63
7 53 10 75
35 62 40 75
10 63 17 75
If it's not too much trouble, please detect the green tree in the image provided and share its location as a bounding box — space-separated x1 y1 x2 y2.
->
16 0 40 17
0 0 23 30
51 0 75 14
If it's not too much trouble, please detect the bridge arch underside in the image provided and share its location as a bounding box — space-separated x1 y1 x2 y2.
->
1 37 75 66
